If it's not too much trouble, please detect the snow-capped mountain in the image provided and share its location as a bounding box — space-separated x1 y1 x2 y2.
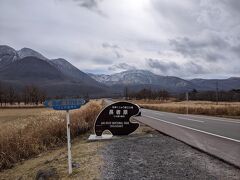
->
88 74 110 83
1 45 239 96
0 46 47 69
17 47 48 60
0 45 109 97
89 70 240 92
90 70 160 85
51 58 105 86
89 69 195 92
0 45 19 69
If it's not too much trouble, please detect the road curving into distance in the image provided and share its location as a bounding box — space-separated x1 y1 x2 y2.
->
104 99 240 168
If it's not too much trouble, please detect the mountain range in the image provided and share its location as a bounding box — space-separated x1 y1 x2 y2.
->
0 45 108 97
0 45 240 97
89 70 240 92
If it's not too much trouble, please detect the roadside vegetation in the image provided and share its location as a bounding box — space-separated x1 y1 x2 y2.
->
0 137 104 179
130 100 240 119
0 100 102 170
126 87 240 102
123 88 240 119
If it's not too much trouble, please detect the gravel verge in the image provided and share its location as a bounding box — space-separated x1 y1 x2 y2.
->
101 124 240 180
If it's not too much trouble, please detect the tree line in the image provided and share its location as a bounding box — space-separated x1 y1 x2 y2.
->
178 89 240 102
125 87 170 101
124 87 240 102
0 82 46 106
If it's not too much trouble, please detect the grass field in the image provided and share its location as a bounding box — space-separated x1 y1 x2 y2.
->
128 100 240 119
0 107 58 127
0 100 103 171
0 136 104 179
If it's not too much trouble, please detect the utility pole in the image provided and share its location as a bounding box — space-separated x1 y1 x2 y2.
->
216 80 219 105
186 92 189 115
124 86 128 100
66 110 72 174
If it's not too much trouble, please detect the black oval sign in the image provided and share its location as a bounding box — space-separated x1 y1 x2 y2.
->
94 102 140 136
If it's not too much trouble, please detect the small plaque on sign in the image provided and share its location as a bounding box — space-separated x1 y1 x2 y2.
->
44 98 85 110
94 102 140 136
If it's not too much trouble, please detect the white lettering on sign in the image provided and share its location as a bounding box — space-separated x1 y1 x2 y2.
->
116 110 121 115
49 99 85 107
111 105 134 109
123 110 128 115
109 109 114 115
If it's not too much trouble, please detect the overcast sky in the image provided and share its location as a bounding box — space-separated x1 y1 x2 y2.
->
0 0 240 78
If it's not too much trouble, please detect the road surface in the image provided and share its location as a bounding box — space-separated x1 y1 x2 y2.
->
104 99 240 167
105 99 240 141
141 108 240 142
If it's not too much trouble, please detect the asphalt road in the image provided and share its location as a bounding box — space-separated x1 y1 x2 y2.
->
141 108 240 142
105 99 240 142
104 99 240 167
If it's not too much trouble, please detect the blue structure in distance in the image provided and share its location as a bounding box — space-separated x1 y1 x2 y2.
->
44 98 86 110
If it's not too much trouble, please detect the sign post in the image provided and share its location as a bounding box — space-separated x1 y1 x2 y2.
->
44 98 85 174
66 110 72 174
186 92 189 116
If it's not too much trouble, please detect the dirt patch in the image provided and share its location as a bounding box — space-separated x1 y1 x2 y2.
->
100 124 240 180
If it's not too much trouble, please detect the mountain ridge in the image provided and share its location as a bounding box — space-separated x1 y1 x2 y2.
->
0 45 109 97
89 70 240 92
17 47 48 61
1 45 240 96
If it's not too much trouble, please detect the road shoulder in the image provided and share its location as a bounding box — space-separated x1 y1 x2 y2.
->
100 124 240 180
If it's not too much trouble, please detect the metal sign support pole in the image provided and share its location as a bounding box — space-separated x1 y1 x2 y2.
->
186 92 189 116
44 98 86 175
66 110 72 174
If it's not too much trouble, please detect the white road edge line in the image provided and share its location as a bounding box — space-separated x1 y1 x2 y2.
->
154 112 165 116
181 114 240 124
142 115 240 143
177 117 204 123
143 109 240 124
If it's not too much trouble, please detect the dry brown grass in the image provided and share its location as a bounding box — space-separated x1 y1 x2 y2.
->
0 137 104 179
129 100 240 119
0 119 153 179
0 100 102 170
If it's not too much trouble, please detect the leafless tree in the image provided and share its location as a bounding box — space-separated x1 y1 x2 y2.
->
8 86 15 105
0 81 4 107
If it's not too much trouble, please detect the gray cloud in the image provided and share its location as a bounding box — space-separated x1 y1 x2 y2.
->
114 51 123 59
231 44 240 58
169 36 228 62
108 63 136 71
0 0 239 78
91 56 113 65
146 58 208 76
102 42 123 58
73 0 106 17
220 0 240 16
185 62 208 74
102 42 120 49
146 58 179 73
78 0 99 9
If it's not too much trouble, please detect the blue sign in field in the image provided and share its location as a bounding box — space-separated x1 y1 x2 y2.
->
44 98 86 110
43 98 86 174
